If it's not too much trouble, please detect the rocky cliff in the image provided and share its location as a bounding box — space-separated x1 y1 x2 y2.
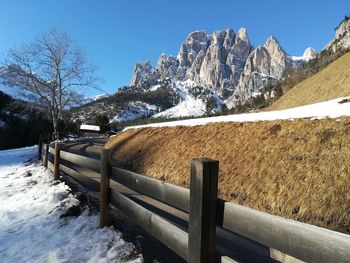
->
324 16 350 53
130 27 293 108
226 36 291 106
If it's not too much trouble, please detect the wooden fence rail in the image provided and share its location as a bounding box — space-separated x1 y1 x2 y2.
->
38 142 350 263
111 166 190 212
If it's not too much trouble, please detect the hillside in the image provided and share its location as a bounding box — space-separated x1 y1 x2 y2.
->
270 52 350 110
0 91 52 150
106 115 350 234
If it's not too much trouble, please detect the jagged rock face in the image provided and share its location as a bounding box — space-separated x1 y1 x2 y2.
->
156 54 179 80
226 28 252 92
177 31 208 80
130 27 292 103
324 17 350 52
194 28 252 98
264 36 290 77
303 47 317 59
198 30 232 96
130 61 160 88
223 28 236 52
227 36 290 105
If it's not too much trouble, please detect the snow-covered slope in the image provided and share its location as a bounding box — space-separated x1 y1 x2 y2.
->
84 93 110 103
0 146 142 263
153 96 206 118
111 101 159 122
125 97 350 130
153 80 223 118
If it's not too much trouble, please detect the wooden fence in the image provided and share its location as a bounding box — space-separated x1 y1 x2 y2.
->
39 142 350 263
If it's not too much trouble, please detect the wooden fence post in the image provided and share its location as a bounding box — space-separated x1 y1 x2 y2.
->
53 142 60 181
188 158 219 263
44 144 49 168
38 136 42 160
100 148 111 227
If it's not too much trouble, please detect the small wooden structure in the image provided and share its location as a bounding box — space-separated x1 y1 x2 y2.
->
79 124 101 137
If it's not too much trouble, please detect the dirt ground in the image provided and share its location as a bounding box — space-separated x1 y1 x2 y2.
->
106 117 350 234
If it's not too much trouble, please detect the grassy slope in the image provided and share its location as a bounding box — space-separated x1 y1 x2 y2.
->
270 52 350 110
106 118 350 234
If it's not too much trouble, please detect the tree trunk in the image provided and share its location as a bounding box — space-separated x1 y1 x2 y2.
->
52 115 59 141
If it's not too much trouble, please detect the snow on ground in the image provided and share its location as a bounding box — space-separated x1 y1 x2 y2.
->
152 80 208 118
153 95 206 118
83 93 110 103
125 97 350 130
111 101 158 122
0 146 142 263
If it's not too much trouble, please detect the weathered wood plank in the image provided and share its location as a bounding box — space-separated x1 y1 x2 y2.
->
100 148 111 227
59 164 100 191
43 144 49 168
110 189 188 260
38 137 42 160
53 143 60 181
221 256 238 263
188 158 219 263
49 145 55 154
111 167 189 212
60 150 100 173
48 160 54 172
222 201 350 263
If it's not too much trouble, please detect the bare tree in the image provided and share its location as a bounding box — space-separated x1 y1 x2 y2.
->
0 28 99 139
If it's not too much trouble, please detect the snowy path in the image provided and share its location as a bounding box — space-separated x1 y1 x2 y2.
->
0 146 142 263
125 97 350 130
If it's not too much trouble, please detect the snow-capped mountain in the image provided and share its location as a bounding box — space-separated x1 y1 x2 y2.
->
72 17 350 124
131 28 302 108
291 47 317 62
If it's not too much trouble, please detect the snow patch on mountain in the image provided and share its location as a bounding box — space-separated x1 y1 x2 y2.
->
153 95 206 118
153 80 223 118
90 93 110 101
111 101 159 122
83 93 110 104
291 47 317 62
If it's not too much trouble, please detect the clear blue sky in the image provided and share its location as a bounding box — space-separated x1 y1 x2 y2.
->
0 0 349 96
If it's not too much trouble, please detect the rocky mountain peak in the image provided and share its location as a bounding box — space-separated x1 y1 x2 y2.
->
324 16 350 53
131 61 152 86
335 16 350 39
236 28 250 43
211 30 227 46
130 25 294 106
264 36 289 76
130 60 159 88
177 31 208 70
187 30 207 43
156 54 179 80
264 36 282 52
223 28 236 50
303 47 317 59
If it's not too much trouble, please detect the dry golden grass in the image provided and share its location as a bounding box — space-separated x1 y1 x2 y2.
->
270 52 350 110
106 118 350 234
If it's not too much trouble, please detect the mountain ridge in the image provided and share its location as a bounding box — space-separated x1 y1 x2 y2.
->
69 17 350 124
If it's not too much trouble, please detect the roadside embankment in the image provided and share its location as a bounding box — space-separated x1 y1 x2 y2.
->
106 117 350 234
